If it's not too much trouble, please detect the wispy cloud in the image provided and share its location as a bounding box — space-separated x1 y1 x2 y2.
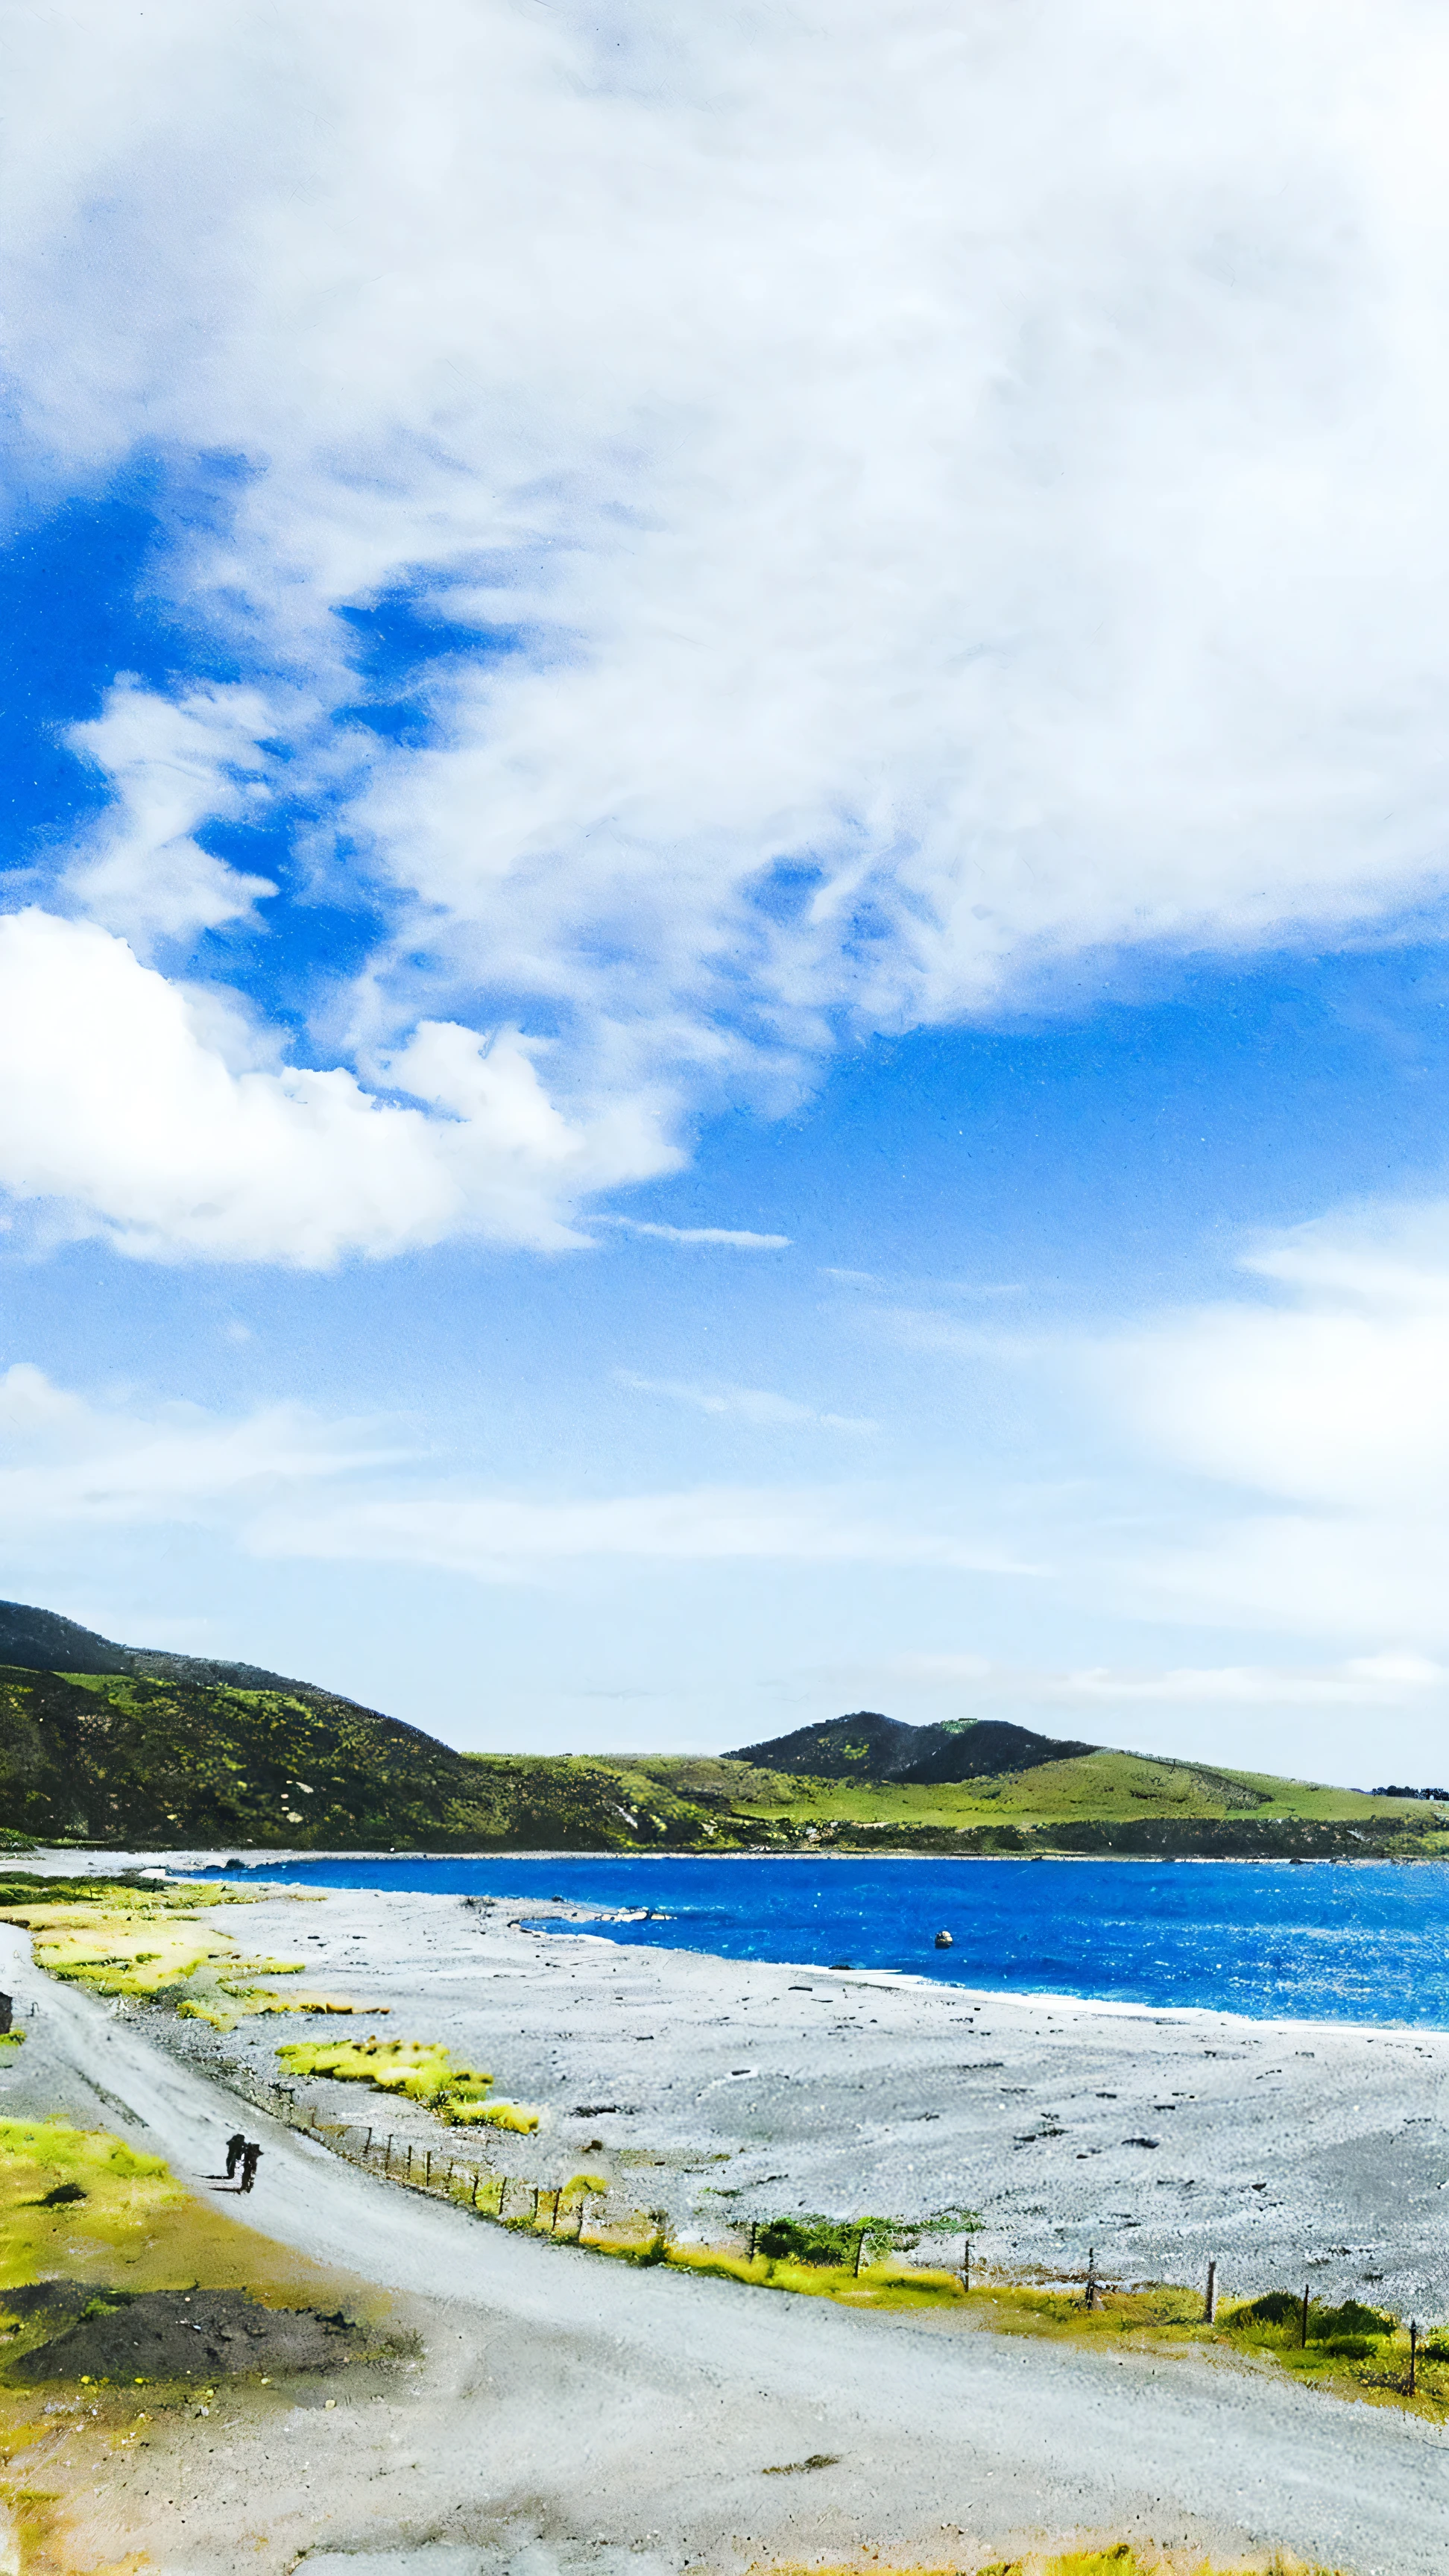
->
253 1486 1041 1582
862 1648 1448 1713
616 1372 874 1433
0 1362 399 1527
602 1220 791 1251
802 1644 1449 1779
62 680 280 951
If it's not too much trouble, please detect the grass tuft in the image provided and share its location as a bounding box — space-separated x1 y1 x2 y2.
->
277 2035 539 2132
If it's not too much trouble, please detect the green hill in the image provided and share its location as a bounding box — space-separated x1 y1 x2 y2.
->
0 1600 1443 1856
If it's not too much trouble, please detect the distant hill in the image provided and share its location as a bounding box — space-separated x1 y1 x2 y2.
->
0 1600 367 1707
725 1710 1098 1783
0 1599 1445 1857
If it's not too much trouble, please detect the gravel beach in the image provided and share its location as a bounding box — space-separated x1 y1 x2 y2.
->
148 1869 1449 2320
8 1901 1449 2576
7 1859 1449 2572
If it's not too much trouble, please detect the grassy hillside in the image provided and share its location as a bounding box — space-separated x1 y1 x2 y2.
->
0 1664 495 1849
572 1748 1449 1857
0 1634 1445 1857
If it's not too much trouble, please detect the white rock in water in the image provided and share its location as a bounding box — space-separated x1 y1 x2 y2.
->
934 1929 954 1948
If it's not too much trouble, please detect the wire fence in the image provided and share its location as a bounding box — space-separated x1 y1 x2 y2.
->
218 2059 652 2247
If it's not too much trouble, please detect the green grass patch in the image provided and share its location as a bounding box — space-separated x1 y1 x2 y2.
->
941 2275 1449 2419
0 2116 395 2564
0 2118 357 2309
0 1874 355 2030
277 2035 540 2131
474 2193 1449 2423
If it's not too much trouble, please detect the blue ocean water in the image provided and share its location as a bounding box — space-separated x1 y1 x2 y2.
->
201 1853 1449 2028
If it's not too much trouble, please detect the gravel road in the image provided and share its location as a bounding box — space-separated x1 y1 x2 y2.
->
4 1925 1449 2575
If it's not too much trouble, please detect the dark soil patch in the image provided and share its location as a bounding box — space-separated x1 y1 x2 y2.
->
4 2282 370 2381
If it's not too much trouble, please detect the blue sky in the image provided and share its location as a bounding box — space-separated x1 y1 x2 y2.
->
6 1 1449 1781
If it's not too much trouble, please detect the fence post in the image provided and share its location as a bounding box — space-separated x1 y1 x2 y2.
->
471 2171 479 2206
1410 2320 1419 2396
1204 2260 1216 2324
961 2237 971 2295
363 2127 372 2157
425 2152 432 2188
1300 2285 1310 2349
1085 2247 1098 2312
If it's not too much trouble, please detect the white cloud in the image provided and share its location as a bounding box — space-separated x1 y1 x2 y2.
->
602 1219 791 1250
1105 1203 1449 1512
62 680 280 948
802 1641 1449 1778
1085 1200 1449 1644
253 1483 1039 1581
874 1648 1448 1712
617 1372 874 1432
0 1361 393 1527
0 909 671 1262
10 4 1449 1249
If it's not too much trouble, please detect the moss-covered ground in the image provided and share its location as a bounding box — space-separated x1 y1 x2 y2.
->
0 2118 396 2573
331 2142 1449 2423
737 2256 1449 2420
0 1873 352 2028
0 2117 367 2313
277 2033 539 2129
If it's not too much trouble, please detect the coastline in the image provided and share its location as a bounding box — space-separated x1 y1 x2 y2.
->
71 1858 1449 2322
7 1855 1449 2571
9 1922 1447 2575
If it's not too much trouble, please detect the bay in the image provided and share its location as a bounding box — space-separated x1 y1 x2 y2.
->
207 1852 1449 2028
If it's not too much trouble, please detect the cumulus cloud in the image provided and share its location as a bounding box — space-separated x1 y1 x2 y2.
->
10 4 1449 1249
0 909 671 1261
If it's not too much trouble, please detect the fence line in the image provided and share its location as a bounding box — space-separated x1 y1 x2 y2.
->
218 2059 634 2246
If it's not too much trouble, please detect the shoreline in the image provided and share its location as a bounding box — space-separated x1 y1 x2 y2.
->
16 1842 1449 2036
8 1927 1448 2574
78 1866 1449 2321
23 1840 1449 1863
